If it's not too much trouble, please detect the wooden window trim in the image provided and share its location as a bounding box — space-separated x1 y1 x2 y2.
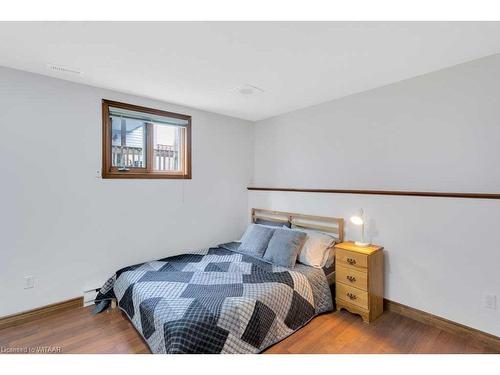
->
102 99 192 179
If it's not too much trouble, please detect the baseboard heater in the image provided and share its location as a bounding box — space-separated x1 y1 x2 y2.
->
83 288 101 307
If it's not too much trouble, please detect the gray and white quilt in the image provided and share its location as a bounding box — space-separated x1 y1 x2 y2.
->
95 242 333 354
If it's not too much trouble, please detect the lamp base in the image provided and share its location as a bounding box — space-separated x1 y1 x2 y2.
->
354 241 370 247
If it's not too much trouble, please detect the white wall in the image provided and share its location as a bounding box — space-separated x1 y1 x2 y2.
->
251 54 500 336
0 67 254 317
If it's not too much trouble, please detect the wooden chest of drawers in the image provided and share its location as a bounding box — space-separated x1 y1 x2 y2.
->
334 242 384 323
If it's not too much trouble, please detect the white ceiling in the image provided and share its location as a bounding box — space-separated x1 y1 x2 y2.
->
1 22 500 121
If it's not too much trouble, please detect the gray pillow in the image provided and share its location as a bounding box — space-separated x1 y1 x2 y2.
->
263 228 307 268
239 224 275 257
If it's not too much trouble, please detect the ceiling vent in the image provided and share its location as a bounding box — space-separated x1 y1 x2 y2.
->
46 64 83 76
231 84 264 96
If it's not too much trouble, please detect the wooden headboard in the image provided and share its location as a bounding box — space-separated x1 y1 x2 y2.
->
251 208 344 243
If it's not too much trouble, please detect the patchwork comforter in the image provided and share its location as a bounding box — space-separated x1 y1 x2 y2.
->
95 243 333 354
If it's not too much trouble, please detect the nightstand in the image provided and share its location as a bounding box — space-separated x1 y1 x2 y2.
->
335 241 384 323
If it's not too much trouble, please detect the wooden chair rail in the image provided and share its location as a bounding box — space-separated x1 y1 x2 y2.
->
248 187 500 200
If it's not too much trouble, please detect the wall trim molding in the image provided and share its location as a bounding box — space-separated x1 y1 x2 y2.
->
247 187 500 200
0 297 83 331
384 299 500 351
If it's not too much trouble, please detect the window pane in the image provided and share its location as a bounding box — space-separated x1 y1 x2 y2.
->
111 116 146 168
104 102 190 178
153 123 184 172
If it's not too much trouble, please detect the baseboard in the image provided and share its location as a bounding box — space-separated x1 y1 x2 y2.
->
384 299 500 352
0 297 83 331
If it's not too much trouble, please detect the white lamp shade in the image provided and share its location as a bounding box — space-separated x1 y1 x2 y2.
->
350 215 364 225
350 209 369 247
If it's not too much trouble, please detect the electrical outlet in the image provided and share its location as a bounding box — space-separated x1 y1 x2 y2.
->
483 293 497 310
95 170 101 179
24 275 34 289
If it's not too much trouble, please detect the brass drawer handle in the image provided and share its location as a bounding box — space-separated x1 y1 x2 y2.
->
346 275 356 282
346 292 357 300
346 258 356 265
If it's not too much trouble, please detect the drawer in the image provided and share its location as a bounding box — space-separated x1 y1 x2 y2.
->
336 249 368 270
336 282 369 309
336 265 368 291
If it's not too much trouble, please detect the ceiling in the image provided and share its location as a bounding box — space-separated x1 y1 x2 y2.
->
1 22 500 121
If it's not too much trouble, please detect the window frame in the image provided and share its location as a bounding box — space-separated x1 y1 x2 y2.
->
101 99 192 179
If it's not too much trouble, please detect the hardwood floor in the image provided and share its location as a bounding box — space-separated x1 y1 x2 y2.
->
0 306 497 354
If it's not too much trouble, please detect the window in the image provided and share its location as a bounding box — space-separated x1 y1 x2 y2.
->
102 100 191 179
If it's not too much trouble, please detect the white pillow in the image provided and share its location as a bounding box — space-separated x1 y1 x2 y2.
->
291 228 336 268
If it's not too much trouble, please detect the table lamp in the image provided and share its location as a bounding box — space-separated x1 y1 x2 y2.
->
350 208 369 247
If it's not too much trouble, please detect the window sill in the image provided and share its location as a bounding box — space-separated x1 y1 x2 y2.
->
102 171 191 179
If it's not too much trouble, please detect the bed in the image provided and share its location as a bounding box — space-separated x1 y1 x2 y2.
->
95 209 344 354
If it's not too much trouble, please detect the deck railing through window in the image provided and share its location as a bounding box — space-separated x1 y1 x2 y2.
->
112 145 179 170
155 144 179 170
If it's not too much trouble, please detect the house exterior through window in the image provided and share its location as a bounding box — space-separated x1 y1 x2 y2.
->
102 99 191 179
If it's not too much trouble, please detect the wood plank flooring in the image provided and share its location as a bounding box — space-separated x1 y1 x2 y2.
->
0 306 497 354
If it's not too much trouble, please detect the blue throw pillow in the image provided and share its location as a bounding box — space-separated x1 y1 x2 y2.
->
239 224 275 258
263 228 307 268
255 218 291 228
